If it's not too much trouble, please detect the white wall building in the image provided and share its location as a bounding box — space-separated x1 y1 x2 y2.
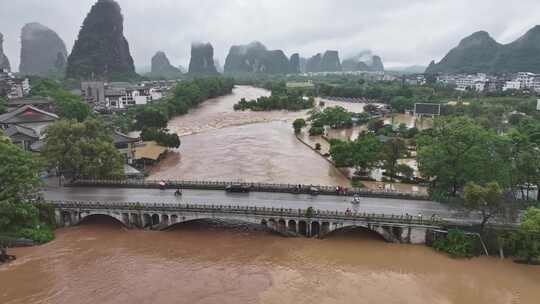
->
503 81 521 91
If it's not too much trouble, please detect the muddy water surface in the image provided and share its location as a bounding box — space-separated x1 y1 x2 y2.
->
2 220 540 304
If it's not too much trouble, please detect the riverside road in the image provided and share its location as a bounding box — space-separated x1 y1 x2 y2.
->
44 186 470 222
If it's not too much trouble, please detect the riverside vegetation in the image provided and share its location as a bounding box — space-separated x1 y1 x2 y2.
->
0 76 235 248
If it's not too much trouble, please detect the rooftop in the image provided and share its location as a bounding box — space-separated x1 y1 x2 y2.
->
0 105 59 124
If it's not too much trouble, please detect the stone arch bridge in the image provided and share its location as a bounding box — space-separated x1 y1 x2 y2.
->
52 201 446 244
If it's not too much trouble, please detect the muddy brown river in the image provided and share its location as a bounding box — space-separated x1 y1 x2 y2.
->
2 86 539 303
2 219 540 304
148 86 349 186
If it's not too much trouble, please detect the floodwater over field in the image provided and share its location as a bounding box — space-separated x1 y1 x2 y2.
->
148 85 349 186
2 219 540 304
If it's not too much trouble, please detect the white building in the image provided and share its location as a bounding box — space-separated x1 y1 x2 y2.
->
516 72 536 89
105 86 162 109
0 71 30 99
537 99 540 111
503 81 521 91
455 74 488 92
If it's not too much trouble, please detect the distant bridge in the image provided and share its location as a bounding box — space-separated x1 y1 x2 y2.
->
52 201 446 244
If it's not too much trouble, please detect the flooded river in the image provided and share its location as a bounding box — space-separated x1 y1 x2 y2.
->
148 86 349 186
3 86 539 304
2 219 540 304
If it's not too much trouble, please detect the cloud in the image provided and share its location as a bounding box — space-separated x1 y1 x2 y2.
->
1 0 540 71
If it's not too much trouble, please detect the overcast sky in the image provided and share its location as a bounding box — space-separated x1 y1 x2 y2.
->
2 0 540 72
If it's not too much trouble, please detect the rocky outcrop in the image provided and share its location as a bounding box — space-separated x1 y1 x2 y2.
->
305 53 322 73
426 26 540 74
342 51 385 72
19 23 68 76
0 33 10 71
321 50 342 72
305 50 344 72
224 41 292 74
425 31 500 74
188 42 219 75
289 53 300 73
370 56 385 72
66 0 137 80
150 51 182 78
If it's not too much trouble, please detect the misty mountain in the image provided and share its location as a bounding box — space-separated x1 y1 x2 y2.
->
19 23 68 77
426 25 540 73
289 53 300 74
0 33 10 71
150 51 182 79
188 42 219 75
305 50 343 72
224 41 294 74
66 0 137 80
342 51 385 72
388 65 427 74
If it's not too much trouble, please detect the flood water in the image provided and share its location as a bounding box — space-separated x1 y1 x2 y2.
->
148 86 349 186
2 219 540 304
3 86 539 304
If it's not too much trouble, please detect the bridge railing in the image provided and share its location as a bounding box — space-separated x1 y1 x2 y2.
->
67 179 430 200
49 200 445 227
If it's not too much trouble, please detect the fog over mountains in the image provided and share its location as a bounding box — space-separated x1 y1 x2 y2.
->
2 0 540 71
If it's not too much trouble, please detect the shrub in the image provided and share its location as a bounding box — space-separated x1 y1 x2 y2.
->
433 229 475 258
309 126 324 136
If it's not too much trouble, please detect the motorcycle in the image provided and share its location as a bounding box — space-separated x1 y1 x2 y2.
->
174 189 183 196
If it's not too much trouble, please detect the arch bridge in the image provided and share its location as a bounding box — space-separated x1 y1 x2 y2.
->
52 201 446 244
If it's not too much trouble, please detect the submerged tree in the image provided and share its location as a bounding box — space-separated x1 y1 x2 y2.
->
463 181 504 233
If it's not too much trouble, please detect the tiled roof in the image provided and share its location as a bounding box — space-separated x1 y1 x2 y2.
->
4 124 39 139
0 105 59 124
113 131 139 145
414 103 441 115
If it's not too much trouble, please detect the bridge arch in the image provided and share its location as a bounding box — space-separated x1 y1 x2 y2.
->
163 217 266 232
321 224 396 242
288 220 297 233
78 213 128 227
151 214 160 226
298 221 308 236
311 222 320 237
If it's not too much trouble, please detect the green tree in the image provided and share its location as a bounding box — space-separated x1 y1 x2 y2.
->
309 106 352 129
433 229 475 258
42 119 124 179
463 182 504 233
0 96 7 114
396 163 415 180
293 118 306 133
330 134 382 175
367 119 385 132
417 117 507 198
30 78 90 121
0 141 43 202
509 207 540 264
381 138 407 177
141 128 181 149
134 107 169 130
53 91 91 122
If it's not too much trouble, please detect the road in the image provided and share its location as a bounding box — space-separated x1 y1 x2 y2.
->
44 186 461 220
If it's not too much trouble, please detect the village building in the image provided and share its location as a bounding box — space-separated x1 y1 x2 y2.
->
113 131 139 164
0 70 30 99
413 103 441 118
0 105 59 151
81 81 164 110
